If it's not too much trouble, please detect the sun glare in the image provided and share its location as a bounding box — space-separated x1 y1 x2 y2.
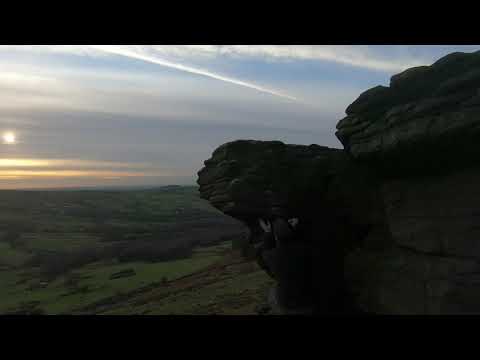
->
2 132 16 145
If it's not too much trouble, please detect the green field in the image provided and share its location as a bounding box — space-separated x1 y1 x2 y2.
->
0 186 272 315
92 246 275 315
0 242 232 314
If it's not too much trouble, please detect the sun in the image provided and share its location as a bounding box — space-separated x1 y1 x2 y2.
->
2 132 16 145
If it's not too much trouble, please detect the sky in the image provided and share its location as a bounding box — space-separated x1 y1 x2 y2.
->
1 45 479 189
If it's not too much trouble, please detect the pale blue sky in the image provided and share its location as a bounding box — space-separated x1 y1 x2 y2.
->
0 45 478 188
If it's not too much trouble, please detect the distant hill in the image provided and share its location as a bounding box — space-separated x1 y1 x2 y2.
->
11 184 198 192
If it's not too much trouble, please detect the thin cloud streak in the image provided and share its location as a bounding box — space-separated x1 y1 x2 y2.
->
87 45 301 102
156 45 426 72
0 45 425 72
3 45 478 74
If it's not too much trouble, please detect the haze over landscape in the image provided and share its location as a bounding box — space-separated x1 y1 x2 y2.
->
4 45 480 316
1 45 479 189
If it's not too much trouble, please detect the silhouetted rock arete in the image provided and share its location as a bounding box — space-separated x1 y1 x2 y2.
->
197 50 480 314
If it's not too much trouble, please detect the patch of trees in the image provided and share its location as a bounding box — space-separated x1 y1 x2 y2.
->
24 220 247 280
26 249 105 279
25 240 195 279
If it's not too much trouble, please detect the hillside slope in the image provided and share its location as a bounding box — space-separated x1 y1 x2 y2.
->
73 243 275 315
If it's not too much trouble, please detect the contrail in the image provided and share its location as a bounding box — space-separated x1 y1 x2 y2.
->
88 45 300 102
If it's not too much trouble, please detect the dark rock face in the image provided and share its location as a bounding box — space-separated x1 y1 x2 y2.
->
198 140 341 220
338 51 480 314
198 140 383 227
337 50 480 176
197 50 480 314
347 168 480 314
198 140 386 313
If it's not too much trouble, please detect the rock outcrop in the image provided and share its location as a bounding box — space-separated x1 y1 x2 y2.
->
336 50 480 176
198 140 382 227
197 50 480 314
